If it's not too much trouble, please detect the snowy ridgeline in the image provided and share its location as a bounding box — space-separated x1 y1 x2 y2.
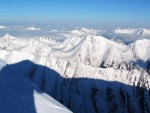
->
0 31 150 113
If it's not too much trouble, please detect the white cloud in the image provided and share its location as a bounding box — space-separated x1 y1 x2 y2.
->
0 26 6 29
26 27 41 31
71 27 98 36
50 29 58 32
114 28 136 34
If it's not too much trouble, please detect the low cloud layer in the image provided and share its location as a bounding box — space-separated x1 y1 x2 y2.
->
26 27 41 31
0 26 6 29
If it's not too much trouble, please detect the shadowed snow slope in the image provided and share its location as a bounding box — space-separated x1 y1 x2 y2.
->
3 60 150 113
0 59 72 113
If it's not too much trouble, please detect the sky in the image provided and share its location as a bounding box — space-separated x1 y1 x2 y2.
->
0 0 150 27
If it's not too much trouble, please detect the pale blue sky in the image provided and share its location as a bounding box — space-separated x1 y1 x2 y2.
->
0 0 150 27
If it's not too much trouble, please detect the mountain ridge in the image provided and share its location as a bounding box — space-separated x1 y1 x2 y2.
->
0 34 150 113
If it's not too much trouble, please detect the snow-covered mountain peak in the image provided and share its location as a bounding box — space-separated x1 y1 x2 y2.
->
133 28 150 35
114 28 150 35
0 34 19 50
21 38 53 57
131 39 150 60
72 35 134 67
1 34 17 43
36 36 57 45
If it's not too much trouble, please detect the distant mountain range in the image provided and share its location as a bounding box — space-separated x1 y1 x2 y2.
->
114 28 150 35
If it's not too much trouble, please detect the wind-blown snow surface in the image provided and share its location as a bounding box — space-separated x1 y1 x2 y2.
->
0 59 72 113
0 32 150 113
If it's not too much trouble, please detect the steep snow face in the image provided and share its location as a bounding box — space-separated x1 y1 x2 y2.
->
131 39 150 61
0 34 27 51
21 38 53 57
72 35 134 67
133 28 150 35
0 60 72 113
0 34 18 50
0 34 150 113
